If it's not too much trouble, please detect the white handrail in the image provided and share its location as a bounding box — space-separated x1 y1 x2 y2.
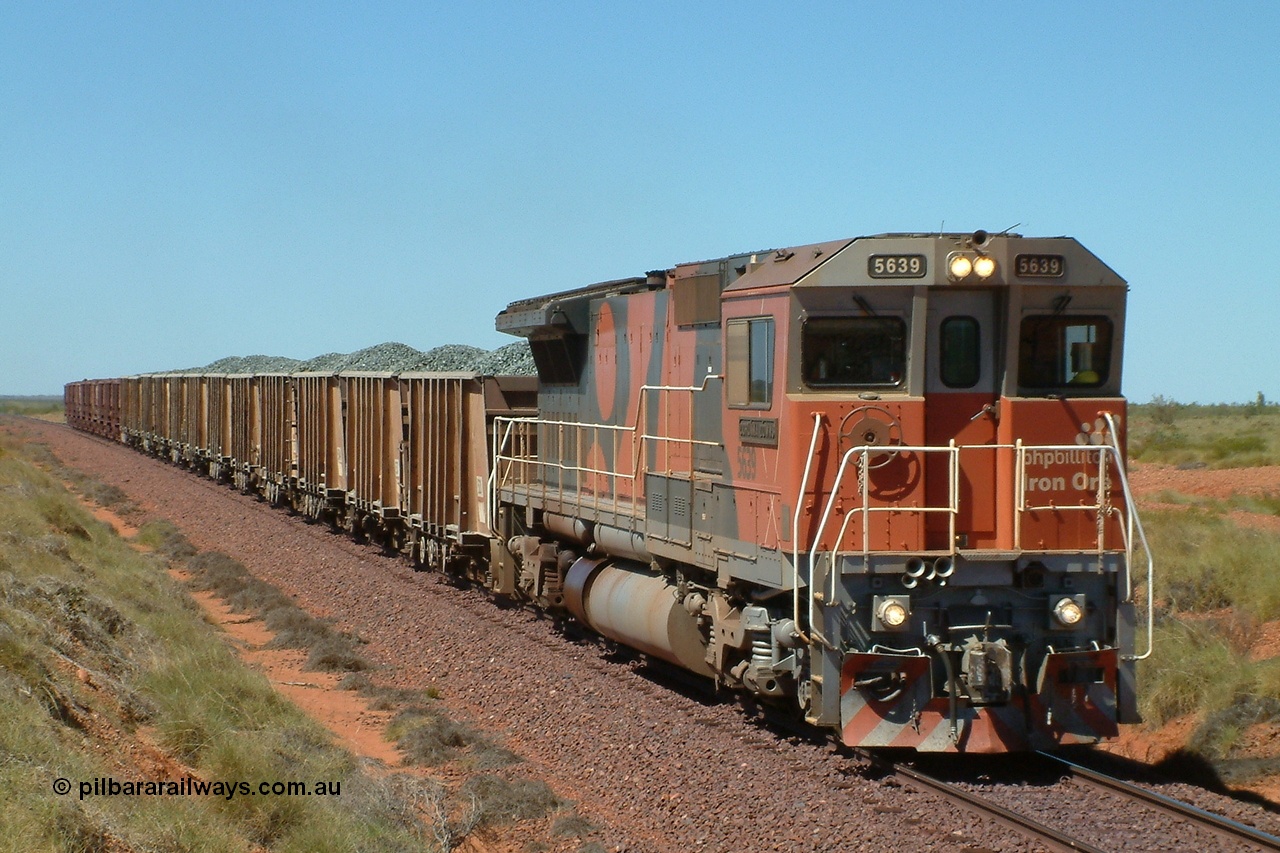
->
1103 411 1154 661
792 413 824 641
491 373 725 514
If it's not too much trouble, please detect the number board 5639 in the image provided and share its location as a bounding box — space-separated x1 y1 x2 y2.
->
1015 254 1066 278
868 254 927 278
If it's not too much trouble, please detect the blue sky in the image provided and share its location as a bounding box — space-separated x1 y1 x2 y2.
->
3 2 1277 401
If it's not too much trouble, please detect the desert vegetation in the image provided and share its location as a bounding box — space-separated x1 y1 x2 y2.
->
0 396 63 421
0 427 591 852
1128 397 1280 784
1129 394 1280 468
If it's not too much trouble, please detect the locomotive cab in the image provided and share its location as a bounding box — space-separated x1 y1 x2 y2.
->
724 232 1141 750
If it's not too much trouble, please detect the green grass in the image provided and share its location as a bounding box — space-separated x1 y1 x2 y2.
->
1134 492 1280 771
1129 397 1280 468
0 397 64 418
1141 617 1280 761
1140 507 1280 622
1145 489 1280 518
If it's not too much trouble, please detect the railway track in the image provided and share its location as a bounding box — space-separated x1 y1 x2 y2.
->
867 750 1280 852
877 757 1108 853
1038 751 1280 851
632 647 1280 851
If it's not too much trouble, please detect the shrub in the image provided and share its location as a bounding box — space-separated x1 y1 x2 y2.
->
461 773 562 827
1140 618 1252 726
135 519 197 560
388 705 474 766
1142 508 1280 622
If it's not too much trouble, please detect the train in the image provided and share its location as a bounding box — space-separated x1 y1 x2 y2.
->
66 230 1153 753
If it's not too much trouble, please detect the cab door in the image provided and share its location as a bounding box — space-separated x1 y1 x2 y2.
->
924 290 1000 551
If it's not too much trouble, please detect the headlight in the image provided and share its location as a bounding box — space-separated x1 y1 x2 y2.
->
1052 596 1085 627
880 601 908 627
973 255 996 278
874 595 912 631
948 254 973 280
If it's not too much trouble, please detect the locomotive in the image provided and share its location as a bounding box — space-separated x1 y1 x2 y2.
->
66 230 1153 753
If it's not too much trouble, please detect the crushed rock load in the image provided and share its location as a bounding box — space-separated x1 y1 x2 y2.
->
195 355 303 374
175 341 536 376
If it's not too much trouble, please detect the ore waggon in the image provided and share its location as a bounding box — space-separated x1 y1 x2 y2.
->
66 230 1153 753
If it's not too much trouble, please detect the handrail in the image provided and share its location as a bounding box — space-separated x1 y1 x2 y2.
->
495 400 1151 662
491 373 726 517
633 373 723 478
1016 442 1129 553
1103 411 1154 661
792 413 824 643
488 415 524 536
806 443 960 642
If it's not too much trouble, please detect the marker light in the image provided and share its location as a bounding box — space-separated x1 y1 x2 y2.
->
880 594 911 627
1053 596 1085 627
973 255 997 278
948 254 973 280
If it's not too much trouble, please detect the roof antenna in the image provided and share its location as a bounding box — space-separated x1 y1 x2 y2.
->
940 220 945 235
998 222 1021 235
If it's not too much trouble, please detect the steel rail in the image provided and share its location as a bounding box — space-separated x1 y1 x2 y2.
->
859 753 1107 853
704 699 1105 851
1038 752 1280 851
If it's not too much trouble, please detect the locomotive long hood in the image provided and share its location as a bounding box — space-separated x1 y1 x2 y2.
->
496 275 661 338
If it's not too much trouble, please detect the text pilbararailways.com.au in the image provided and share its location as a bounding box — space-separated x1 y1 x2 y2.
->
53 776 341 801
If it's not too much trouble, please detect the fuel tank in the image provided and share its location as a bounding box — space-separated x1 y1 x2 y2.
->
564 557 712 677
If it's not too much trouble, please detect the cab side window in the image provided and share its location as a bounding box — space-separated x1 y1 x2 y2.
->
727 317 774 407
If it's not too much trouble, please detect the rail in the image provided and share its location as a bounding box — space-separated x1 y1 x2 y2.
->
791 413 823 642
1014 437 1153 661
494 394 1153 663
806 443 961 641
1037 751 1280 849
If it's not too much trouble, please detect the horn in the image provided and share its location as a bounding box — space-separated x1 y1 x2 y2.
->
934 557 954 579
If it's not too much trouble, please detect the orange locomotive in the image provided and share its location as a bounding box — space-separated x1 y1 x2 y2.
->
491 230 1151 752
66 230 1152 753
